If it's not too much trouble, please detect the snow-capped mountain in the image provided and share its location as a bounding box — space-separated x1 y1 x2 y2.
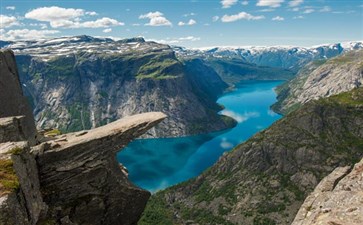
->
174 41 363 70
1 35 167 61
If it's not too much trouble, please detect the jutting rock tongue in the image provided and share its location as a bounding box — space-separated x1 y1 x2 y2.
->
0 49 167 225
0 49 37 145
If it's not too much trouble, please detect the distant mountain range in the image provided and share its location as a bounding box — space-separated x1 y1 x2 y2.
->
174 41 363 71
1 36 362 136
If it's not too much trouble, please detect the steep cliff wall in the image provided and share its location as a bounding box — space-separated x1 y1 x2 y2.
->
0 50 37 145
9 36 234 137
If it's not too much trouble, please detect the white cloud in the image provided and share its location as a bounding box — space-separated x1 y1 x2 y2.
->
86 11 98 16
102 28 112 33
152 36 201 44
25 6 84 22
0 29 60 40
183 12 196 17
291 7 299 11
178 36 200 41
139 11 172 26
293 15 304 19
241 1 249 5
303 9 315 14
80 17 124 28
272 16 284 21
212 16 220 22
25 6 123 29
221 0 238 8
257 0 284 8
258 8 275 12
320 6 331 12
288 0 303 7
178 19 196 26
6 6 16 10
29 23 48 29
132 23 141 26
0 15 19 28
221 12 265 22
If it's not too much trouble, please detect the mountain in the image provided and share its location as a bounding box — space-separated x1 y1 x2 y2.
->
272 49 363 114
3 36 236 137
140 86 363 225
174 41 363 71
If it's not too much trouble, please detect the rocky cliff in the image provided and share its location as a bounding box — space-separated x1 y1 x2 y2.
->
140 87 363 225
5 36 234 137
292 157 363 225
0 49 166 225
273 49 363 114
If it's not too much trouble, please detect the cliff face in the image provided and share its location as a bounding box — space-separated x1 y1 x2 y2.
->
292 157 363 225
273 50 363 114
8 36 234 137
0 49 166 225
140 87 363 225
0 50 37 145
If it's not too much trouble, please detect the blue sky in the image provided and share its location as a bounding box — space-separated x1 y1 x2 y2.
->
0 0 362 47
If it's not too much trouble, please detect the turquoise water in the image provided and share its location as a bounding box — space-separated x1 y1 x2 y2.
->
117 80 283 192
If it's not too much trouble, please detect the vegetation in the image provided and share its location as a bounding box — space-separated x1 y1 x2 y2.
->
138 194 175 225
7 147 23 155
44 129 61 137
0 159 20 194
136 55 181 80
206 58 294 85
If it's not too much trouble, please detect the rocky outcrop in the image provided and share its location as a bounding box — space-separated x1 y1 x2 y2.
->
0 49 167 224
140 87 363 225
0 50 37 145
292 157 363 225
34 112 166 225
273 50 363 114
0 141 47 225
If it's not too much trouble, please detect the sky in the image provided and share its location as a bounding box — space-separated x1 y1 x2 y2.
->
0 0 362 48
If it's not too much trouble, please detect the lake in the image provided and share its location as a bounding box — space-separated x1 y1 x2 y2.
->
117 80 283 192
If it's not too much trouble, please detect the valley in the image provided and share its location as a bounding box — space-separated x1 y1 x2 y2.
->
117 80 282 192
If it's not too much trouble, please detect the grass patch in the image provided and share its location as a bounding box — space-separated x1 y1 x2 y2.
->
7 147 23 155
0 159 19 194
44 129 61 137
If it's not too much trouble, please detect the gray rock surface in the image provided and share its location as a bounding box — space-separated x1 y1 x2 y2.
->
35 112 166 225
292 157 363 225
0 50 37 145
0 141 47 225
273 50 363 114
